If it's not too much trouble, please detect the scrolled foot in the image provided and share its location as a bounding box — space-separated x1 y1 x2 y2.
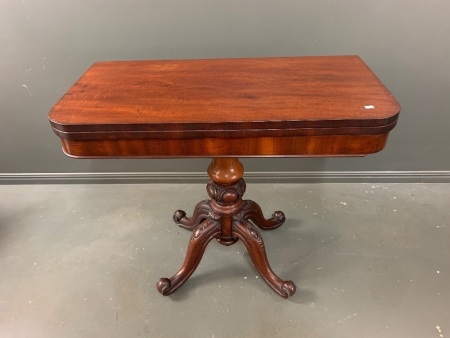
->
280 280 296 298
272 211 286 224
173 210 186 224
156 278 172 296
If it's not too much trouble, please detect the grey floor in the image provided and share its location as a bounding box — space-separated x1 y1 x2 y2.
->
0 183 449 338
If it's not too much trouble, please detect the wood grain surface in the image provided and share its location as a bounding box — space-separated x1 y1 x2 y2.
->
49 56 400 157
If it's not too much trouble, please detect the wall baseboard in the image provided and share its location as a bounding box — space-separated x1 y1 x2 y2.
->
1 171 450 184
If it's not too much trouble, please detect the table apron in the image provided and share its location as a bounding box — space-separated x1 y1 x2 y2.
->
59 134 390 158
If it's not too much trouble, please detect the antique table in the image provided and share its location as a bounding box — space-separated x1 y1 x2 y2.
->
49 56 400 298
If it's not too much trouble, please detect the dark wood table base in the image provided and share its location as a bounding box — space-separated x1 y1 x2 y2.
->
156 158 296 298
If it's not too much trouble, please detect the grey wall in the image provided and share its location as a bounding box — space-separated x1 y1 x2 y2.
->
1 0 450 182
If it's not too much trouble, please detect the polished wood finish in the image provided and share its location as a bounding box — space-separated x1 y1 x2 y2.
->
159 158 296 298
59 134 389 158
48 56 400 298
207 158 244 184
49 56 400 158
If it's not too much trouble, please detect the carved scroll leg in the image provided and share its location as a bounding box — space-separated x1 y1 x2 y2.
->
157 218 221 296
233 220 296 298
173 200 212 231
241 200 285 230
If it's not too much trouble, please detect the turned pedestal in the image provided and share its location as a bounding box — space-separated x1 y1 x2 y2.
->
156 158 296 298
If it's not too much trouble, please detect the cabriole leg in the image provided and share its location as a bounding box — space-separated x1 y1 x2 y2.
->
157 219 221 295
241 200 286 230
173 200 212 231
233 220 296 298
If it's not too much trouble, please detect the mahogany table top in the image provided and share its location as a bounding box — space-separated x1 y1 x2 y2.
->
49 56 400 158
